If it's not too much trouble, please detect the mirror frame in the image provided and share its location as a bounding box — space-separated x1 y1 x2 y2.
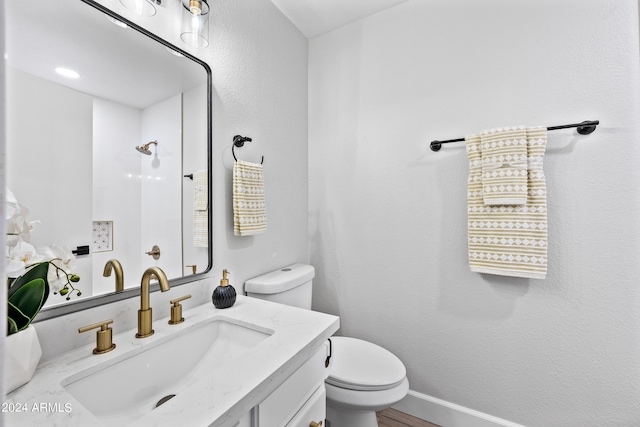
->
32 0 213 322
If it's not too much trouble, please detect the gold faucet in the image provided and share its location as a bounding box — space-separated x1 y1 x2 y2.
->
136 267 171 338
78 319 116 354
103 259 124 292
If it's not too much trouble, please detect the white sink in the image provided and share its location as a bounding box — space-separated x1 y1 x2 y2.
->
61 318 272 426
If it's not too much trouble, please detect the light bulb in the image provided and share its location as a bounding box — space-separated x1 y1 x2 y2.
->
189 0 202 15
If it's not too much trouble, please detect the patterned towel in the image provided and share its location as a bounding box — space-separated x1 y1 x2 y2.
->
466 127 547 279
480 126 528 205
233 160 267 236
193 169 208 247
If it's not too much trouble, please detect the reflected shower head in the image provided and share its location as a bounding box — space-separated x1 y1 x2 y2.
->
135 140 158 155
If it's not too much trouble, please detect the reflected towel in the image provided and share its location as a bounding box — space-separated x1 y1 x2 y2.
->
466 127 547 279
480 126 528 205
233 160 267 236
193 170 208 247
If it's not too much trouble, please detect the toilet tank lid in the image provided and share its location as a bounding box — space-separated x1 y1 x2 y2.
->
244 263 315 294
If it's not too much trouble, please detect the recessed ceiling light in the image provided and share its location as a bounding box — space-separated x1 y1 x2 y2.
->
107 16 128 28
165 47 185 57
55 67 80 79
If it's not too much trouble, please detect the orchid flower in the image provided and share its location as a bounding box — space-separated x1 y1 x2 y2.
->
6 241 45 278
5 189 81 301
6 188 39 248
37 245 78 292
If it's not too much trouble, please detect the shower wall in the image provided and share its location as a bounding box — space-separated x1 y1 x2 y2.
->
92 98 143 294
7 68 94 299
94 94 183 286
140 94 182 279
308 0 640 425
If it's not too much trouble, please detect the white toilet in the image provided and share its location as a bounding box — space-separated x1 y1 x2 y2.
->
245 264 409 427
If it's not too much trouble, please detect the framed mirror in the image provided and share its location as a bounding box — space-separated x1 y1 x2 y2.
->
5 0 212 320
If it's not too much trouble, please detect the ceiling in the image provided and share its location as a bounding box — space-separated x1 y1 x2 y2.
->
269 0 411 39
6 0 408 110
6 0 206 110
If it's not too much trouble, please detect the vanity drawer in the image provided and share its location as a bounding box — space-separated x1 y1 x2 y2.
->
285 385 325 427
258 343 329 427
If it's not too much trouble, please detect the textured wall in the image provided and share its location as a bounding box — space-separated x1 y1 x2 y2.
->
92 0 310 287
309 0 640 425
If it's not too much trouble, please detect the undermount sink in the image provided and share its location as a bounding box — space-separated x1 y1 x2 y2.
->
61 318 272 426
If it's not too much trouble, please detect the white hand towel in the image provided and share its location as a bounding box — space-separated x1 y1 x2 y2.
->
193 169 208 247
466 127 547 279
233 160 267 236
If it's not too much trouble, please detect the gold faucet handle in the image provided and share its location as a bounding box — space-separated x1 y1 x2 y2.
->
78 319 116 355
169 295 192 325
186 265 197 275
310 421 323 427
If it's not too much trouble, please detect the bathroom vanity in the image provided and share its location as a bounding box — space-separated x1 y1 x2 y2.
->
4 296 339 427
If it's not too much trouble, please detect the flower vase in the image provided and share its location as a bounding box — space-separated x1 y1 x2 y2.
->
5 325 42 393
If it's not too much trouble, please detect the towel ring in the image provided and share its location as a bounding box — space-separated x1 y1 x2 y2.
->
232 135 264 164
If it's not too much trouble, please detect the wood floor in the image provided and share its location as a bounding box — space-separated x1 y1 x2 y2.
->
376 408 440 427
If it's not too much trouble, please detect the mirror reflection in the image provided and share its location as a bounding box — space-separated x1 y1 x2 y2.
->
5 0 211 312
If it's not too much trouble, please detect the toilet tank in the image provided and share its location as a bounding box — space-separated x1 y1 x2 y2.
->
244 264 315 309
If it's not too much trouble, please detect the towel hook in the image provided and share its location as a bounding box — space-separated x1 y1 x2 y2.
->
232 135 264 164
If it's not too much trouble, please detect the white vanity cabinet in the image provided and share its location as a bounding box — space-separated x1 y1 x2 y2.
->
247 342 329 427
5 299 339 427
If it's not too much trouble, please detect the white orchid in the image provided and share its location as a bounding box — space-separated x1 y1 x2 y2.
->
6 241 45 278
6 189 81 300
37 245 77 292
5 188 39 248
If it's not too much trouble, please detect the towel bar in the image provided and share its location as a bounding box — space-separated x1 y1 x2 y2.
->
232 135 264 164
430 120 599 152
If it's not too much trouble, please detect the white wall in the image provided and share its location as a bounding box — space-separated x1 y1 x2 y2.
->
92 0 309 285
140 94 183 279
92 98 142 294
7 68 94 301
208 0 309 284
309 0 640 426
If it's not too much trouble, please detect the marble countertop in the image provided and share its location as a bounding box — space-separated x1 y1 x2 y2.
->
4 295 340 427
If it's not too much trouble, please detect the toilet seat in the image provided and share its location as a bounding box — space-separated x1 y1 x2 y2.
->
326 337 406 391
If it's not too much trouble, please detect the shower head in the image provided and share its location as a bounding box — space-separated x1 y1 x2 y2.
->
135 140 158 155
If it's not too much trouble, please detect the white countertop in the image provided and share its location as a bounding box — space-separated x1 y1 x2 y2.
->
4 295 340 427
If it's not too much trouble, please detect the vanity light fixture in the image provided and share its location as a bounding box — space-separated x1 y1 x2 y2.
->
119 0 157 17
55 67 80 79
180 0 209 48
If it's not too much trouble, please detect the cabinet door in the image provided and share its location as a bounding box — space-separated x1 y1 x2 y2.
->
259 344 329 427
285 385 326 427
235 407 257 427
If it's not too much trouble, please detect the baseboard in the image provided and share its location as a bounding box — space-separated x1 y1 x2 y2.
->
392 390 527 427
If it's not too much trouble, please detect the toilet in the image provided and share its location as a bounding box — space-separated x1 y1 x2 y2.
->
245 264 409 427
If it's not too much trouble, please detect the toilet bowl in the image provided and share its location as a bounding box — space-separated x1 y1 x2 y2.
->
245 264 409 427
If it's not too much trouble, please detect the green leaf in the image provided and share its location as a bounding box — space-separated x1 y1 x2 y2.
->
8 278 47 330
7 300 29 334
7 319 18 335
8 263 50 306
